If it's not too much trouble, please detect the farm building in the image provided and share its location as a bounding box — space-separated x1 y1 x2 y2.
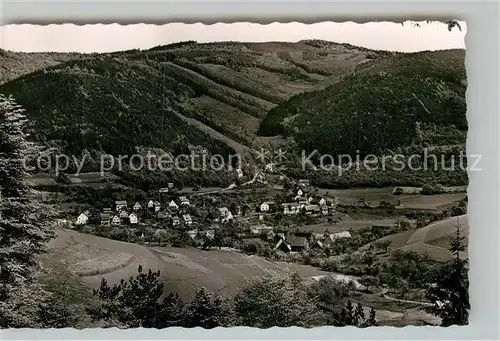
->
287 235 309 251
303 204 321 216
133 202 142 210
168 200 179 209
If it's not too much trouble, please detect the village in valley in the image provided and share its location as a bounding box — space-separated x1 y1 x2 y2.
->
70 174 353 253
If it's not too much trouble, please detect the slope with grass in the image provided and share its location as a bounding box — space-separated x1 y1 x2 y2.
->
369 214 468 261
41 228 333 299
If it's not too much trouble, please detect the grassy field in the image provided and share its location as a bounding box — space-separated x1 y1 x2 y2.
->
318 187 466 209
369 214 468 261
396 193 466 210
41 228 334 300
296 217 403 234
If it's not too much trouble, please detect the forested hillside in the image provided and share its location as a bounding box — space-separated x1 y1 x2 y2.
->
258 49 467 157
0 40 377 159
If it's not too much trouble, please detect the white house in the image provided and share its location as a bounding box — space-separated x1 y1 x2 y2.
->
331 231 352 239
183 214 193 226
219 207 230 217
111 215 121 225
187 229 199 240
179 196 190 206
319 198 327 206
133 202 142 211
236 169 244 178
172 216 180 227
159 188 169 193
147 200 154 209
218 207 233 223
119 210 129 219
260 202 270 212
168 200 179 209
75 212 89 225
265 163 274 172
168 182 174 188
129 212 139 224
154 201 161 212
115 200 128 212
296 189 303 197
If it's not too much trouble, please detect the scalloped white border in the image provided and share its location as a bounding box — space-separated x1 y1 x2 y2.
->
0 1 499 340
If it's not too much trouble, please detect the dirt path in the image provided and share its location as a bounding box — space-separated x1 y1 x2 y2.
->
382 294 433 307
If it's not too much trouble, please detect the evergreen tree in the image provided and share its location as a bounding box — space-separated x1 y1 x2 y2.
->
183 287 233 328
35 281 80 328
425 220 470 326
86 265 164 328
158 293 186 328
0 94 55 327
234 271 323 328
334 301 377 327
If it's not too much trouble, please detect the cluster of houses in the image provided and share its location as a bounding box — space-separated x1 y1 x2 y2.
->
273 230 352 252
73 179 345 250
262 180 338 217
182 225 353 253
74 194 194 228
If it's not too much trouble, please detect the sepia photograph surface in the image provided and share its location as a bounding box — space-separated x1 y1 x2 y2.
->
0 20 470 329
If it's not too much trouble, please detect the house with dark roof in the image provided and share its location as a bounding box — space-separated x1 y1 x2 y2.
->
115 200 128 212
287 234 309 251
157 210 171 220
206 209 221 222
274 238 292 252
303 204 321 216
